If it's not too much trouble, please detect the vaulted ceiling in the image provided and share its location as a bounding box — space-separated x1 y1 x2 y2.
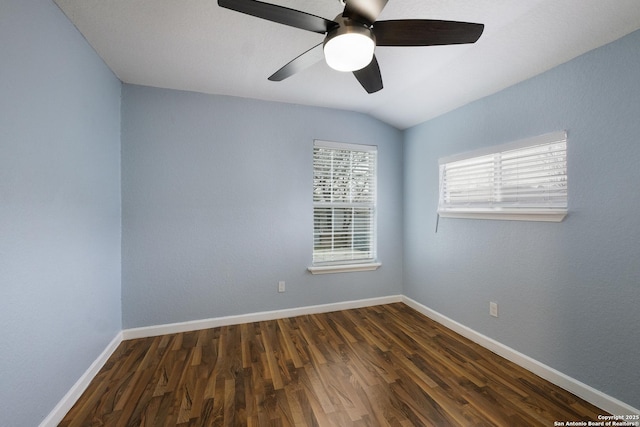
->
55 0 640 129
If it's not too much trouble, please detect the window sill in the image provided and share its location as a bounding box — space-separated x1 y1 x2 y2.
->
438 210 567 222
308 262 382 275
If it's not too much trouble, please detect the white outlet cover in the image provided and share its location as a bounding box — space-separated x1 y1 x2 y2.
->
490 302 499 317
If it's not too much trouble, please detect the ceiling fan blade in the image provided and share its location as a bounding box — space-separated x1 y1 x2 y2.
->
218 0 337 34
343 0 388 25
352 56 383 94
268 43 325 81
374 20 484 46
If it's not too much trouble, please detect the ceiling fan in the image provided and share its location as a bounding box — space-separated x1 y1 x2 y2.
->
218 0 484 93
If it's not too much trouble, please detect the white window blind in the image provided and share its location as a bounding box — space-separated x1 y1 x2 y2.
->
438 131 568 222
313 140 377 265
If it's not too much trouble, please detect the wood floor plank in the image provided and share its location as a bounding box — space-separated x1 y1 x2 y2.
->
60 303 609 426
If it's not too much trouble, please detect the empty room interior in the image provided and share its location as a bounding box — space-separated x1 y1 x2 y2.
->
2 0 640 425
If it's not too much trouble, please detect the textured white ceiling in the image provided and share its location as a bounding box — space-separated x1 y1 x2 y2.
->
54 0 640 129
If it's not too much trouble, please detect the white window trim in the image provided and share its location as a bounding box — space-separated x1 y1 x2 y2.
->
438 131 568 222
310 140 380 273
308 262 382 275
438 210 566 222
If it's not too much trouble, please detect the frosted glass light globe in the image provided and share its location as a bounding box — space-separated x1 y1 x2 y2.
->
324 32 375 72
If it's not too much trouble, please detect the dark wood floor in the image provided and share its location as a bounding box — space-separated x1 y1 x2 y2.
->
60 303 606 426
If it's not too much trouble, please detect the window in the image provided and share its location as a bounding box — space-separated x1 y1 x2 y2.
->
309 140 380 274
438 131 567 222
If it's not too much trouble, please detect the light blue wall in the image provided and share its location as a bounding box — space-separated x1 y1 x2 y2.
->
0 1 122 425
403 30 640 408
121 85 404 328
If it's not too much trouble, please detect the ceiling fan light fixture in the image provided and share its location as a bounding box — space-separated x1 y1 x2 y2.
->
218 0 485 94
323 25 375 72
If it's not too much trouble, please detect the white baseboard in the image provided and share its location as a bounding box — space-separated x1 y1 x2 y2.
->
122 295 403 340
402 296 639 417
39 332 123 427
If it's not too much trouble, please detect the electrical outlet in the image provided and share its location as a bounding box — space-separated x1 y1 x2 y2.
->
490 301 498 317
278 281 285 293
